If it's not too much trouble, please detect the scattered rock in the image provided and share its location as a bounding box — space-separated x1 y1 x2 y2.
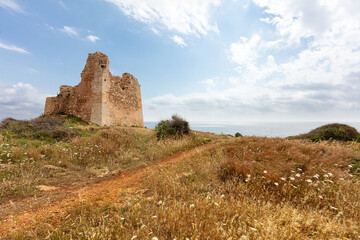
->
36 185 59 191
110 169 121 176
0 163 12 169
91 167 110 178
43 165 64 171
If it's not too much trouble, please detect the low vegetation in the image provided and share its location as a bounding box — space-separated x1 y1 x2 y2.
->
0 117 75 141
155 115 190 140
11 137 360 239
0 115 213 204
291 123 360 142
234 132 242 137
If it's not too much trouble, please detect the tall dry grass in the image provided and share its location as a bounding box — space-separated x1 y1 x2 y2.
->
0 125 211 203
10 137 360 239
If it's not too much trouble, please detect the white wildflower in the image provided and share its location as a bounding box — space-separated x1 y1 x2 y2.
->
249 227 257 231
330 206 338 211
348 164 353 168
214 202 219 206
295 173 301 177
120 217 125 221
131 236 137 240
189 204 195 208
289 177 295 181
328 172 333 177
152 237 159 240
220 194 225 198
246 174 251 178
152 216 157 219
292 185 297 189
274 182 279 186
306 179 312 183
339 178 344 181
263 170 267 174
319 196 323 199
297 168 303 172
323 174 329 178
313 174 319 179
280 177 286 181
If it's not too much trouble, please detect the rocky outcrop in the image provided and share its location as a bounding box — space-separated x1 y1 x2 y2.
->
44 52 143 126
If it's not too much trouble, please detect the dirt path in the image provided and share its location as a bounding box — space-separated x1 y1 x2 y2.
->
0 140 222 235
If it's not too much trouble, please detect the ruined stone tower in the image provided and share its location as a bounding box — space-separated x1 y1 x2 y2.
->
44 52 144 126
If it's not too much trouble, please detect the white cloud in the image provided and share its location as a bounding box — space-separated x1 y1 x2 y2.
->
252 0 360 44
230 35 261 67
45 24 55 31
61 26 101 43
216 0 360 120
144 71 360 122
202 78 217 91
28 68 38 73
0 82 47 120
150 27 160 35
58 0 66 8
104 0 221 36
87 35 100 43
0 0 24 13
146 0 360 122
171 35 187 47
61 26 79 38
0 41 30 54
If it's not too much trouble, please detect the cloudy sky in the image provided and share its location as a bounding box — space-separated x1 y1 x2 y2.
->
1 0 360 122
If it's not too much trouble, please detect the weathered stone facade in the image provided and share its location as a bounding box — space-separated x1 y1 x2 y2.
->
44 52 144 127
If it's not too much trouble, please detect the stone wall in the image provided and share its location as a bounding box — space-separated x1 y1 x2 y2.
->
44 52 144 127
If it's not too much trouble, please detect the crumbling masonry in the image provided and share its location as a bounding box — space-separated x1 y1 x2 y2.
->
44 52 144 126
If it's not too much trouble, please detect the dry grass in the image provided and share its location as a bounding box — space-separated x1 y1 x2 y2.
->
9 137 360 239
0 121 213 203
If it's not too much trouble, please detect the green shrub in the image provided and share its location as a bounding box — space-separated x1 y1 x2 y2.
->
155 115 190 140
234 132 242 137
291 123 360 142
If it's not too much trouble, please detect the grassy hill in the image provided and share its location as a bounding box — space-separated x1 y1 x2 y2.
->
0 115 216 204
1 117 360 239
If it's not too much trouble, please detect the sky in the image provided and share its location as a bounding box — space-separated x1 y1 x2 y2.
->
0 0 360 122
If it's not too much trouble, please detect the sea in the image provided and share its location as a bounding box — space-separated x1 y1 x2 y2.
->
144 121 360 138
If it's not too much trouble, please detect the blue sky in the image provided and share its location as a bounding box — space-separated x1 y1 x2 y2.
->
1 0 360 122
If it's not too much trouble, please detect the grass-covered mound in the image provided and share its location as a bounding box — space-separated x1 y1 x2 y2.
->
0 117 75 141
291 123 360 142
